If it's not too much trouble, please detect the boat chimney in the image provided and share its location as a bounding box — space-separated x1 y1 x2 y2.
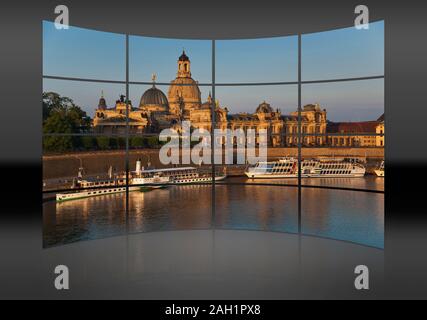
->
108 166 113 179
78 167 83 179
136 159 142 175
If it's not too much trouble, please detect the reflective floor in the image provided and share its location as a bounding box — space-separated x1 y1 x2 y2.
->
34 230 384 299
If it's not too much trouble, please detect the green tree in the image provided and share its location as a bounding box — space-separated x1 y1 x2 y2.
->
43 92 91 133
96 136 110 150
43 112 74 152
117 137 126 149
147 136 159 148
43 135 74 153
81 136 95 150
107 137 126 149
130 136 144 149
42 92 92 152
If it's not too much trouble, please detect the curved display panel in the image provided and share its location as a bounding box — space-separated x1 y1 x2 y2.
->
216 36 298 83
43 21 126 81
129 36 212 83
302 21 384 81
42 21 384 249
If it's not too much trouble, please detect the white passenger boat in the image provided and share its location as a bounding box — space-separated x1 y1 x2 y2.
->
56 179 167 202
245 157 366 179
131 159 172 185
56 163 167 202
56 160 226 202
137 166 227 184
374 160 385 177
245 158 298 179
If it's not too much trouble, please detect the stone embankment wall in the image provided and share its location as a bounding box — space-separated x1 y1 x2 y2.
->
43 147 384 180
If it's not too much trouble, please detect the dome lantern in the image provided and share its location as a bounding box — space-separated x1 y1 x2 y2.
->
177 50 191 78
98 90 107 110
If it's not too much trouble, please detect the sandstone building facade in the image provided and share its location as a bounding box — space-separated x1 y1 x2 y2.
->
326 114 385 147
93 51 383 147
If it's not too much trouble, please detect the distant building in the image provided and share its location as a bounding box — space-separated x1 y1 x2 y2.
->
92 51 383 147
282 104 327 146
227 102 283 147
376 114 385 147
93 94 148 134
326 114 385 147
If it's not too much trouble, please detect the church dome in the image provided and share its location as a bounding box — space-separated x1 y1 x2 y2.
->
139 85 169 110
168 77 201 103
256 101 273 113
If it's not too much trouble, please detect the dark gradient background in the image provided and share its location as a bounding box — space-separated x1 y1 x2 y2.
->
0 0 426 299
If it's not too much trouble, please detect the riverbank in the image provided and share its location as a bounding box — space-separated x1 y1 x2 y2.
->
43 147 384 180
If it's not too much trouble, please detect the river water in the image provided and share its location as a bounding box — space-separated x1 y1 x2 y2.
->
43 176 384 248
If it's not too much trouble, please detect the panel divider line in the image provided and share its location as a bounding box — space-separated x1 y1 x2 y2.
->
42 132 384 137
42 75 384 86
298 34 302 235
297 33 303 297
125 34 130 232
211 39 216 229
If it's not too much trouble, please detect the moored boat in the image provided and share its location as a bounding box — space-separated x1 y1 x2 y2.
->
245 157 366 178
136 166 227 184
55 160 227 202
374 160 385 177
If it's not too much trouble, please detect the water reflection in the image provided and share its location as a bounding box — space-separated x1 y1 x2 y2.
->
127 185 213 233
214 184 298 233
43 177 384 248
302 188 384 248
238 175 384 191
44 193 127 247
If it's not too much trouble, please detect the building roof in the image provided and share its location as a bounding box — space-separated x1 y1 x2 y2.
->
98 97 107 110
139 85 169 109
228 113 257 121
327 121 379 133
303 103 321 111
99 116 142 123
255 101 273 113
281 115 309 122
179 50 189 61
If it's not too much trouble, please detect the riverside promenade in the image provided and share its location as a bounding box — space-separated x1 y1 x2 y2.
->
43 147 384 181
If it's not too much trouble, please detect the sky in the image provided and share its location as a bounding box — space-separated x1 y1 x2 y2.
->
43 20 384 121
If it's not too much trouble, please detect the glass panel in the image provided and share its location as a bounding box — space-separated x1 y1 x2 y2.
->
128 183 213 233
214 184 298 234
216 36 298 83
43 79 126 135
43 135 127 247
129 36 211 83
126 84 214 233
300 78 384 189
299 144 385 192
215 85 297 144
302 20 384 80
300 78 384 248
301 188 384 248
129 83 211 123
204 85 300 234
213 85 298 190
302 78 384 124
43 21 126 80
215 85 298 114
